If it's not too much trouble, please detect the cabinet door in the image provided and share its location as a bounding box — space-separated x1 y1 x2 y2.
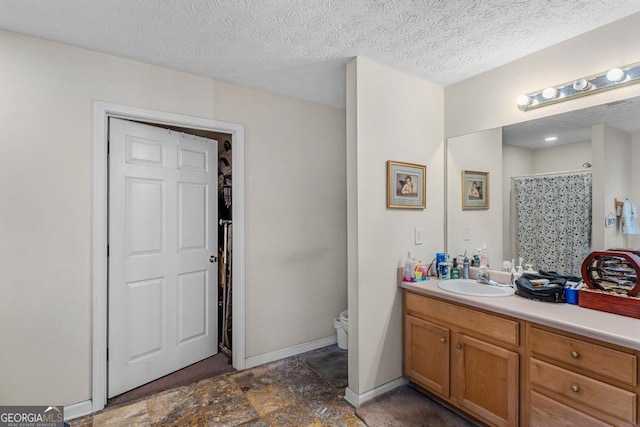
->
453 334 519 427
404 315 450 398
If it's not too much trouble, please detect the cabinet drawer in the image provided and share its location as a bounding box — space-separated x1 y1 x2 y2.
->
405 291 519 346
530 391 609 427
530 358 637 425
530 327 637 386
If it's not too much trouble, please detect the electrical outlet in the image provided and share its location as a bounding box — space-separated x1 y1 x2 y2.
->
415 227 424 245
463 226 470 241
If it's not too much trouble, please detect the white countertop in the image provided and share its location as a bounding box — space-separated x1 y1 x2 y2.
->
401 279 640 351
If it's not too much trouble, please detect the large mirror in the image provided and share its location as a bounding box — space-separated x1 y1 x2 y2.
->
446 96 640 276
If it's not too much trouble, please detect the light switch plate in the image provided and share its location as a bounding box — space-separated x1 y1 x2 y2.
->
415 227 423 245
463 226 470 241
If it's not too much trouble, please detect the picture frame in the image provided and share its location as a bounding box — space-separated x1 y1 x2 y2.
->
387 161 426 209
462 170 489 210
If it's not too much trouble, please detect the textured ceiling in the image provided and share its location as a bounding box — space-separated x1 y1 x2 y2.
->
503 96 640 149
1 1 640 109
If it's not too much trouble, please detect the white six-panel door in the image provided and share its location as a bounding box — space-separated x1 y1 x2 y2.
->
108 118 218 398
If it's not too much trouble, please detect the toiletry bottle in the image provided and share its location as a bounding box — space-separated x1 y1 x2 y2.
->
480 243 489 268
451 256 460 279
436 252 446 271
473 249 481 267
462 256 470 279
439 258 449 280
448 255 454 277
404 251 414 282
418 261 428 278
414 259 423 280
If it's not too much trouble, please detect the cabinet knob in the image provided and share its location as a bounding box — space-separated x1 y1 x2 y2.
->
440 337 447 343
456 344 463 350
571 351 579 359
570 384 580 393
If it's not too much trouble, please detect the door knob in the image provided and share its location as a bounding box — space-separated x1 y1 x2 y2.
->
210 255 218 263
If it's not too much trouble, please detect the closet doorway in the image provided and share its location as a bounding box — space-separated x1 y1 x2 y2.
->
92 102 245 413
106 119 235 405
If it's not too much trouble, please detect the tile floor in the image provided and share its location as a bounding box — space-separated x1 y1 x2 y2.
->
69 346 364 426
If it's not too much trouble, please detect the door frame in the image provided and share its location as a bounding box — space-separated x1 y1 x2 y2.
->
92 101 246 412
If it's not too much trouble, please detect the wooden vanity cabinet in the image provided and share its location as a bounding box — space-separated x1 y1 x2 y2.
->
404 290 522 426
527 323 639 427
403 288 640 426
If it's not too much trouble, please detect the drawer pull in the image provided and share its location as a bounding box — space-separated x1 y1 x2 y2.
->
456 344 463 350
440 337 447 343
571 351 580 359
570 384 580 393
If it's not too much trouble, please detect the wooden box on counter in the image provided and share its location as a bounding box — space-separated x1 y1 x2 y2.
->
580 249 640 319
578 288 640 319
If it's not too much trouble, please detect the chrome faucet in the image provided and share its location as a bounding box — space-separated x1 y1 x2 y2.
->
476 272 491 284
476 266 491 284
476 267 499 286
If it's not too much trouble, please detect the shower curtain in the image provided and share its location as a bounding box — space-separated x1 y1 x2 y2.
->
512 172 592 276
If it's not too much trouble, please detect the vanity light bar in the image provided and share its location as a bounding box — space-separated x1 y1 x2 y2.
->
517 61 640 111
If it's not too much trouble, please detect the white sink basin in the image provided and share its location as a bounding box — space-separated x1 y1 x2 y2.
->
438 279 515 297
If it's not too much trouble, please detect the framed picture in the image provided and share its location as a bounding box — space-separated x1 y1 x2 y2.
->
387 161 426 209
462 170 489 210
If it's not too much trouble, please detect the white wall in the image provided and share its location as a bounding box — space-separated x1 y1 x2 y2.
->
447 129 503 266
346 57 444 397
0 29 213 406
532 142 591 174
212 81 347 358
592 125 632 249
0 30 347 406
445 12 640 138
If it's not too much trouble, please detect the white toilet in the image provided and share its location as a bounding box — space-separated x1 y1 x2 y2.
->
334 309 348 349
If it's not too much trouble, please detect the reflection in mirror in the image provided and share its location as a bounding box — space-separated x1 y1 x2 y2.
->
447 96 640 276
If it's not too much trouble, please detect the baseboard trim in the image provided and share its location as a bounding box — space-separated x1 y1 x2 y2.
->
344 377 409 407
244 335 337 369
64 400 93 421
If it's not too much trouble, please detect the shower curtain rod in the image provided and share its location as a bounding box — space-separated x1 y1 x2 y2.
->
511 168 592 180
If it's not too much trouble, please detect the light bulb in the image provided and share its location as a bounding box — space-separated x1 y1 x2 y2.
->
516 94 532 107
607 68 625 82
572 78 592 91
542 87 559 99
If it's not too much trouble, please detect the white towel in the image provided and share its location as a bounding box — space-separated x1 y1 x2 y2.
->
622 199 640 235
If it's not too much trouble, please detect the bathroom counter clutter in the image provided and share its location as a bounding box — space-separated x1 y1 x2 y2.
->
401 279 640 351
